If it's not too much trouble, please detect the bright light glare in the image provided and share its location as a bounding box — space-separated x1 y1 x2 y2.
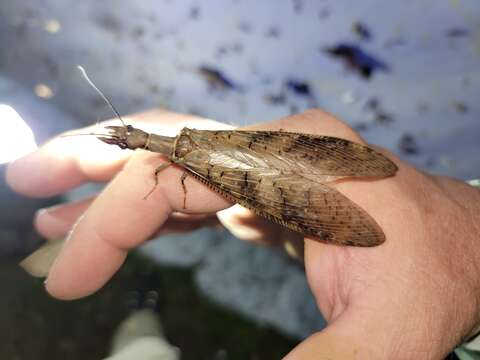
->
34 83 54 99
44 19 62 33
0 105 38 164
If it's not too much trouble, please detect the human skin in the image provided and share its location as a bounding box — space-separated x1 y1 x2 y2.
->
6 109 480 359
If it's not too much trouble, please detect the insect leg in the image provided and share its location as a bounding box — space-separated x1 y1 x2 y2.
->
180 172 188 209
143 162 172 200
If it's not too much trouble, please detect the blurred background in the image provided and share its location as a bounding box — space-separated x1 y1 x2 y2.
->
0 1 478 359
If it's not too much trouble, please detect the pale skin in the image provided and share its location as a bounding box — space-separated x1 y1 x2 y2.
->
6 109 480 359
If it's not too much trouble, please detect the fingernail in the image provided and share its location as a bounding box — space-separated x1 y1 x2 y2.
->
217 205 263 241
20 239 65 278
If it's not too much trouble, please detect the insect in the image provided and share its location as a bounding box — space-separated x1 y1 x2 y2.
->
20 70 399 279
97 124 397 247
80 66 397 247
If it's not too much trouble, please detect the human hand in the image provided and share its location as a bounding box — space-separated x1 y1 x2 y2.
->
7 109 480 359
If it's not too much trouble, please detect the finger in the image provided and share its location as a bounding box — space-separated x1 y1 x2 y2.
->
156 212 221 236
217 205 279 245
217 204 301 247
36 196 220 241
35 197 94 240
6 110 230 198
45 108 400 299
45 150 231 299
6 122 129 198
28 205 219 279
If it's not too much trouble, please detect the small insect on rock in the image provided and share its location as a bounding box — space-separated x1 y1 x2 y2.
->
98 124 397 247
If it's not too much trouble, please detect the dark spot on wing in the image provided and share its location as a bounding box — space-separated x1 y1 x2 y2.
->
247 132 275 148
239 171 258 199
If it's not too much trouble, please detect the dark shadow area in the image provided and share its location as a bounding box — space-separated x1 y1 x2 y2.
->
0 253 296 360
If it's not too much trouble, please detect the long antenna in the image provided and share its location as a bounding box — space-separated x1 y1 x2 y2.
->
60 132 111 138
77 65 127 127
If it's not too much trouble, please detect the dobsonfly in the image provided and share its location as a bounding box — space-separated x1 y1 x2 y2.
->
96 123 397 247
74 65 397 247
20 67 399 278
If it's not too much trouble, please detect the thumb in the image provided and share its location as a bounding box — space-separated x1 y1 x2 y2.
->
282 241 409 360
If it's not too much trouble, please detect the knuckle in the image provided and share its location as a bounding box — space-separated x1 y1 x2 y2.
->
302 109 363 142
302 108 330 119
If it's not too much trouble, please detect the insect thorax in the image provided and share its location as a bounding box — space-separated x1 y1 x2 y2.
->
173 129 197 160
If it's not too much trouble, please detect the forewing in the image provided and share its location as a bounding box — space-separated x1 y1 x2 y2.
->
181 148 385 246
198 130 398 182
